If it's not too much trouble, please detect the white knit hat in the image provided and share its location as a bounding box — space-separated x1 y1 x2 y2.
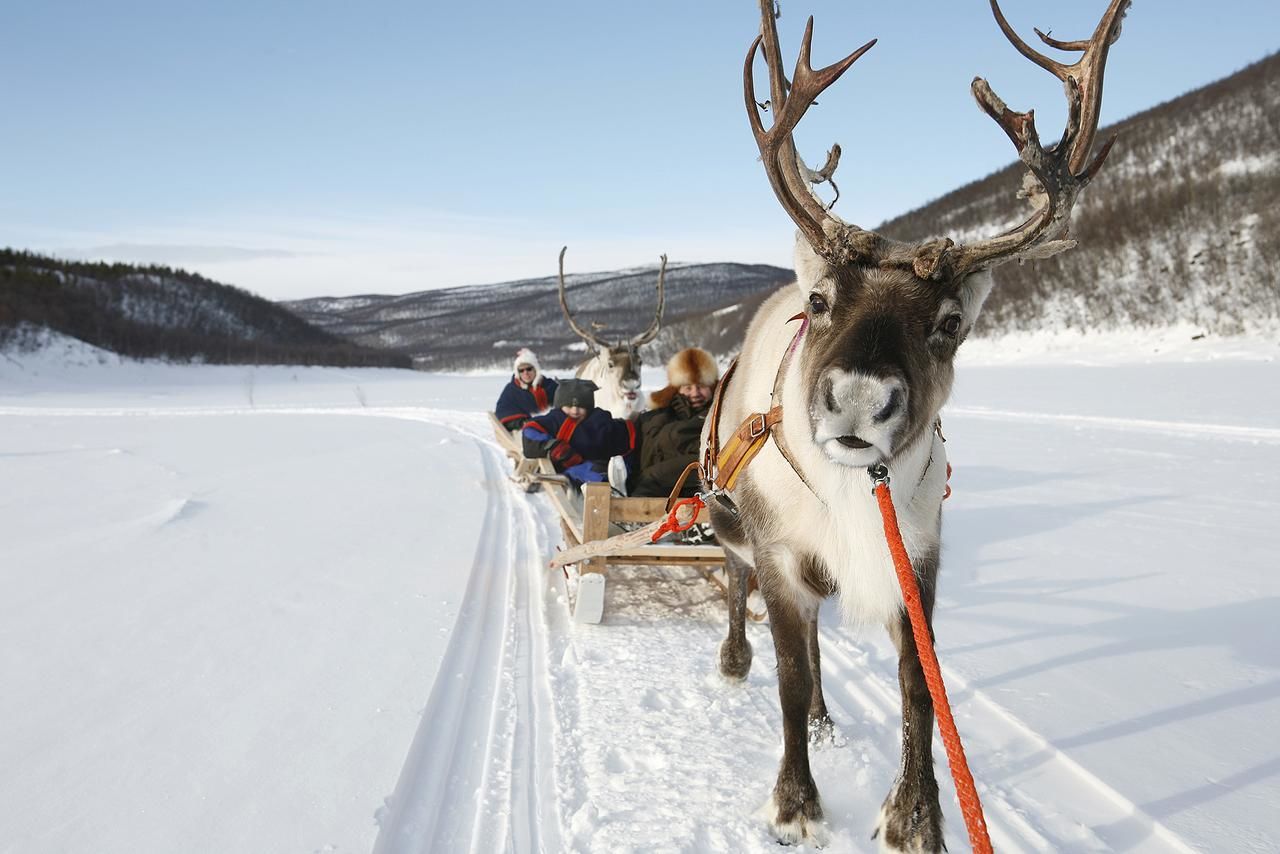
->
513 348 542 386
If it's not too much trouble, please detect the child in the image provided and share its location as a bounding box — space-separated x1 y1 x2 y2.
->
522 379 637 487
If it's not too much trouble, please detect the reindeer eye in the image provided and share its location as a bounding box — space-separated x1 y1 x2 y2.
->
808 293 829 314
939 314 962 336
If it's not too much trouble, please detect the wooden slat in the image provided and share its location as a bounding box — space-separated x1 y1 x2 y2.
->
541 474 584 544
607 497 713 525
488 412 521 454
606 554 725 567
607 544 724 560
581 482 612 576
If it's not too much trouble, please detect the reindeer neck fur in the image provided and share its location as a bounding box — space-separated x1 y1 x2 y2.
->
717 285 950 628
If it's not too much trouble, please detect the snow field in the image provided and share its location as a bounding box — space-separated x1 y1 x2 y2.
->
2 333 1278 853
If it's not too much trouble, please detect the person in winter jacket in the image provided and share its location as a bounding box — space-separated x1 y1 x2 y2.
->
495 347 559 431
629 347 720 498
522 379 637 487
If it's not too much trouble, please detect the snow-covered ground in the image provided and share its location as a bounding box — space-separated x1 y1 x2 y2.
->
1 331 1277 853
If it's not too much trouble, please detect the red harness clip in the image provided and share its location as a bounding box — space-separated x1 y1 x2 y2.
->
651 496 706 542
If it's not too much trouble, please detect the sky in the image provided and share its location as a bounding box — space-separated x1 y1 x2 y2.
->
2 0 1276 301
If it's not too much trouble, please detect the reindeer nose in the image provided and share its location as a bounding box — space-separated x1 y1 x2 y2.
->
873 383 905 424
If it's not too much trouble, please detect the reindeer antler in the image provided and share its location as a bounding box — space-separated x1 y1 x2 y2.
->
745 1 878 265
631 254 667 347
946 0 1130 277
558 246 609 351
743 0 1130 281
559 247 668 350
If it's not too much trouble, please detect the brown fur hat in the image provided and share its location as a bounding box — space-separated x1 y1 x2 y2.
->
648 347 719 409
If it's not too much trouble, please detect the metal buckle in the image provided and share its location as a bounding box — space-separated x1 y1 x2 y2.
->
748 413 767 439
866 463 890 492
699 488 740 518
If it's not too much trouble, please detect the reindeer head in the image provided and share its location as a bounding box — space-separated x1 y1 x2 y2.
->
558 246 666 409
747 0 1128 467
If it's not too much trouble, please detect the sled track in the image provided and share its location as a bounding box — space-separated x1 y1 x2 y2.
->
0 403 563 849
373 433 561 853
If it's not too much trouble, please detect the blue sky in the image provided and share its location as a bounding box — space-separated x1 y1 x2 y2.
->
2 1 1276 300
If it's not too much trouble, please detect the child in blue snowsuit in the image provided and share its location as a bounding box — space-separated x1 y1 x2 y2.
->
522 379 637 487
495 347 559 430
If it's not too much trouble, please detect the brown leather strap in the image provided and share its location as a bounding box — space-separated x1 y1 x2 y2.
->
703 356 739 482
664 460 704 513
713 404 783 491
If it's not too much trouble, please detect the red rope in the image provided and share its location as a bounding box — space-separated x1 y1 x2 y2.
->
874 482 993 854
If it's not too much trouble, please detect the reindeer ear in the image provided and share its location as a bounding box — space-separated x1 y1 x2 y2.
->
958 269 995 336
792 231 830 292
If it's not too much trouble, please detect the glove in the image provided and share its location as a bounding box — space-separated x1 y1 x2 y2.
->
565 460 608 484
546 439 585 472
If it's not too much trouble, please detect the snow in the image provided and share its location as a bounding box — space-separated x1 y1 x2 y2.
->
2 330 1278 853
1217 154 1278 176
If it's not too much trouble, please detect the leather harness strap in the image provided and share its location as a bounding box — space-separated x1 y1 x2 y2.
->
701 314 814 500
713 404 783 491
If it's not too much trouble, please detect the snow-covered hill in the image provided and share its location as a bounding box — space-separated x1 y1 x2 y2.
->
880 52 1280 337
0 250 410 368
282 261 795 372
2 332 1277 853
283 55 1279 372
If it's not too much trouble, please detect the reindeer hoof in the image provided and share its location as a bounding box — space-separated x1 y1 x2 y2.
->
717 637 752 680
873 782 944 853
808 714 842 748
761 788 828 847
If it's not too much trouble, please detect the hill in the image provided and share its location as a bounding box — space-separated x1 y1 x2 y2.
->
288 54 1279 370
283 262 795 372
878 52 1280 336
0 249 411 368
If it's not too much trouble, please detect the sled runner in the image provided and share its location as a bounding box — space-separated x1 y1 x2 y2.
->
488 413 762 624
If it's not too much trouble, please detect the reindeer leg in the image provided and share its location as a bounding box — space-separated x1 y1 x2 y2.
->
805 614 836 745
874 558 944 853
760 564 827 845
717 550 753 680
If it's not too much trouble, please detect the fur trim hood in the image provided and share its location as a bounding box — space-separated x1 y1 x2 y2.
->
513 347 544 387
648 347 719 408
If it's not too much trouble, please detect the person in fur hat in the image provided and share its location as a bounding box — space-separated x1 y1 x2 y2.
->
495 347 559 431
629 347 719 498
521 379 638 487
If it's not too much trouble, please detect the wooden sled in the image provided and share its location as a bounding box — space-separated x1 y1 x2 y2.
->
488 413 764 624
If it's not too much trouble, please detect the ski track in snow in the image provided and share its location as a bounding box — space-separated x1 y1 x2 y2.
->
4 400 1208 851
371 432 562 854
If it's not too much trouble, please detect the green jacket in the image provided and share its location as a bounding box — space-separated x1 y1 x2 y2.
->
630 393 709 498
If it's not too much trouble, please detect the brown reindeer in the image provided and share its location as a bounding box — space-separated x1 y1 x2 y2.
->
706 0 1131 848
558 247 666 420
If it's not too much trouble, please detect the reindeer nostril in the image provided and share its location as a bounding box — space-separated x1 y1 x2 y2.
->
873 387 903 423
822 377 838 413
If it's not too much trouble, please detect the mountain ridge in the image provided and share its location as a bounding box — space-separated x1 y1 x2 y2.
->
289 52 1278 370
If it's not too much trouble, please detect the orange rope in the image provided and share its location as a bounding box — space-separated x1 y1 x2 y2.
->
874 481 993 854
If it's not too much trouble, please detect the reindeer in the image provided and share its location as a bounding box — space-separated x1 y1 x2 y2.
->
705 0 1131 848
558 247 666 420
